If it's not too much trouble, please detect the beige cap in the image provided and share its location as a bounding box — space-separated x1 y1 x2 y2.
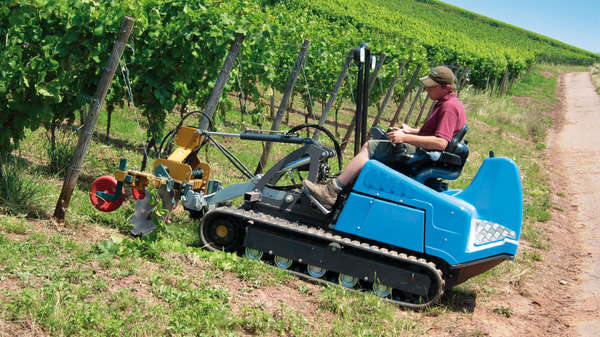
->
420 66 457 88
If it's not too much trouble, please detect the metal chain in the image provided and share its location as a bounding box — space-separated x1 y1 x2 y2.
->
300 63 315 115
119 42 150 165
346 71 355 105
235 56 247 115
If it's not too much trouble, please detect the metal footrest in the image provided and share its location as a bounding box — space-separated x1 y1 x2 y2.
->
302 188 331 215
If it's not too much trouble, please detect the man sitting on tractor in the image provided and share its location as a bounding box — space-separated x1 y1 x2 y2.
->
303 65 467 209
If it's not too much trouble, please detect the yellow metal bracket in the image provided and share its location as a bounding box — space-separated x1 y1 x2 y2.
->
113 125 211 194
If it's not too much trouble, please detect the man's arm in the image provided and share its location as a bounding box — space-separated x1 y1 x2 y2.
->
400 123 419 134
387 130 448 151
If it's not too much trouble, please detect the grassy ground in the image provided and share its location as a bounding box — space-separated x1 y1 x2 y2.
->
0 64 566 336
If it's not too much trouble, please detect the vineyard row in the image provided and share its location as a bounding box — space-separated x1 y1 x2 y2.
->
2 0 594 156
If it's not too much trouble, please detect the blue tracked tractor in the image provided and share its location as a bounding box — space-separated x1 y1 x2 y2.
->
91 45 522 308
196 124 522 308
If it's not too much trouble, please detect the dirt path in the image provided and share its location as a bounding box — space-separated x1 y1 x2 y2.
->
552 72 600 336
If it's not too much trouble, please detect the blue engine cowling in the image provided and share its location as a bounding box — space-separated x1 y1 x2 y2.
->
334 157 522 269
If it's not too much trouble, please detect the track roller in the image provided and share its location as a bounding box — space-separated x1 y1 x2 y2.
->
372 282 392 297
274 256 293 269
199 215 244 252
338 273 359 288
307 265 326 278
245 248 263 260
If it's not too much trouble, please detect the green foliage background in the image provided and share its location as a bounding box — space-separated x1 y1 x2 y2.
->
2 0 598 156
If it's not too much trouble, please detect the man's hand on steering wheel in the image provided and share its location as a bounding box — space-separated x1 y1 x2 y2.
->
387 129 407 144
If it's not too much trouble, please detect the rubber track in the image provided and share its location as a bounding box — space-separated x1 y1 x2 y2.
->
203 207 445 309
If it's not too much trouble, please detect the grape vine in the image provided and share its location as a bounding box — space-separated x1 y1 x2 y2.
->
2 0 597 157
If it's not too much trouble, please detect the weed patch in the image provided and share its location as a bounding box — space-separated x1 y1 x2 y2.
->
94 189 169 261
44 128 77 176
0 158 45 217
492 305 512 318
0 215 29 234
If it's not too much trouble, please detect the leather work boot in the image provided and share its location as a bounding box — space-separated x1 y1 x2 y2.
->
303 179 342 209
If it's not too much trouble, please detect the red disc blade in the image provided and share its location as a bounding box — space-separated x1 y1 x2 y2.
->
132 188 146 200
90 175 125 212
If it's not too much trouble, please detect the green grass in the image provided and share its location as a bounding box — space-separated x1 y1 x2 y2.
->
0 216 28 234
0 223 297 336
318 286 424 336
236 304 309 336
535 63 592 74
0 63 566 336
0 158 46 217
509 68 558 100
44 130 77 177
3 281 167 336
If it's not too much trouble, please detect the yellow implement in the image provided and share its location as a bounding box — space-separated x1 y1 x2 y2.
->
114 126 211 197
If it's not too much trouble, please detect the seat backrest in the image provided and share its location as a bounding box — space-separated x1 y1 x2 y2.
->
422 124 469 168
413 124 470 190
450 141 469 166
445 124 469 153
377 124 470 191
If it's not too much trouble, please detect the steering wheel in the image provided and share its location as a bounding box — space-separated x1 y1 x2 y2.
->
285 123 343 171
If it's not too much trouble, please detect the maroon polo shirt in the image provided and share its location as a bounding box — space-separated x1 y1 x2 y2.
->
418 92 466 142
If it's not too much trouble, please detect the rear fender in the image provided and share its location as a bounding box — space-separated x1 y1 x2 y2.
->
452 157 523 258
426 157 523 265
455 157 523 243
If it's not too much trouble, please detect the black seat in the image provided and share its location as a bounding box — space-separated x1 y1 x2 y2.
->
389 124 470 191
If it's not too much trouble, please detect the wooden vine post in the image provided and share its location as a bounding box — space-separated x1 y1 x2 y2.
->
372 58 407 127
404 85 424 124
255 39 310 174
312 51 353 140
53 16 134 222
106 104 114 140
457 66 471 96
389 63 422 128
499 67 509 96
414 95 430 126
270 85 275 119
491 76 498 96
198 33 246 130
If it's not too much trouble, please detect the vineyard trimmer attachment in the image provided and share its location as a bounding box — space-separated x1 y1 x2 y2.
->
89 123 342 236
90 125 213 234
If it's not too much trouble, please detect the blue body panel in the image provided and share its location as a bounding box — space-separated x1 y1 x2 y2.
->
333 158 523 266
335 194 425 252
